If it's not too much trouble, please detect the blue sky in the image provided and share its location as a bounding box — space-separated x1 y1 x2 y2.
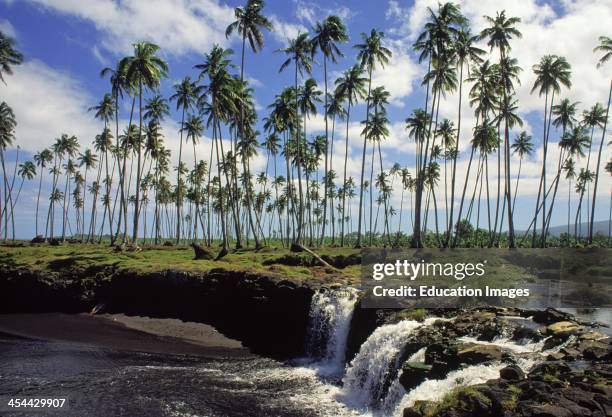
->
1 0 610 238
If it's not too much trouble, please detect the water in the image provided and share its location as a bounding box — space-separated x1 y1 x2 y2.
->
392 363 505 416
0 334 357 417
307 288 359 376
339 319 437 411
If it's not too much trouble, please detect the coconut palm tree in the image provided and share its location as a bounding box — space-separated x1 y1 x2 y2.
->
182 114 205 241
226 0 272 248
33 148 53 237
119 41 168 244
11 161 35 221
563 158 576 241
0 102 17 240
334 65 367 245
510 131 533 213
531 54 572 246
278 32 313 248
170 76 202 244
589 36 612 243
60 135 79 242
78 148 97 241
354 29 392 247
0 31 23 85
446 28 484 245
311 15 348 244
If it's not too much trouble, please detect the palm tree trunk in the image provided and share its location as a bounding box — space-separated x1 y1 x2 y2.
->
340 104 351 246
588 78 611 243
35 167 44 237
356 67 373 247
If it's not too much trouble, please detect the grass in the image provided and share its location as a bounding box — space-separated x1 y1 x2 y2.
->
418 385 492 417
0 242 362 284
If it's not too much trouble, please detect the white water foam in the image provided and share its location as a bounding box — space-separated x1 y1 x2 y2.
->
339 318 441 411
380 347 429 415
392 362 505 417
307 288 359 376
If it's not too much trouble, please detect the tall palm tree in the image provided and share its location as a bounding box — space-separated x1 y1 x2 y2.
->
60 135 79 242
446 28 484 245
12 161 35 211
479 10 522 247
590 36 612 243
33 148 53 237
119 41 168 245
354 29 392 247
0 31 23 85
170 76 201 244
78 148 97 241
278 32 313 248
182 114 205 241
563 157 576 240
574 103 607 240
531 54 572 246
334 65 367 246
226 0 272 248
0 102 17 240
510 131 533 213
311 15 348 244
100 62 130 245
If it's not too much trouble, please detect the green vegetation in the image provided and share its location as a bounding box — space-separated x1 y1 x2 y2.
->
0 242 361 283
397 308 428 322
416 385 492 417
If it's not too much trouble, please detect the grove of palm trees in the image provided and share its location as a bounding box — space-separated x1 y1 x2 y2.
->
1 1 611 258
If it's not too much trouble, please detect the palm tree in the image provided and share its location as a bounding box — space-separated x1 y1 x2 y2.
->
531 54 572 246
311 15 348 244
182 114 205 241
0 31 23 85
100 62 129 245
354 29 392 247
33 148 53 237
446 28 484 245
11 161 35 221
60 135 79 242
78 148 97 241
589 36 612 243
0 102 17 240
479 10 522 247
278 32 313 248
334 65 367 246
563 158 576 240
510 131 533 213
119 41 168 245
170 76 202 244
226 0 272 248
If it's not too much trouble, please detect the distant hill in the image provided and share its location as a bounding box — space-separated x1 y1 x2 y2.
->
525 220 610 237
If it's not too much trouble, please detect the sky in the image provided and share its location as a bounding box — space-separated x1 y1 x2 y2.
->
0 0 611 238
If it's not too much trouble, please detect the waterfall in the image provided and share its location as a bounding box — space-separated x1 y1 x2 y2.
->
339 319 437 410
307 288 359 375
392 363 505 417
381 347 428 414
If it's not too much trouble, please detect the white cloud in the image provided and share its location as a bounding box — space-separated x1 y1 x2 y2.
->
0 19 17 38
2 60 98 153
269 14 308 44
7 0 236 56
371 46 421 107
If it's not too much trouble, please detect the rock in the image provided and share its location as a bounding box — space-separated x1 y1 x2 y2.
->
500 364 525 381
546 321 583 337
513 325 544 342
399 362 432 391
532 308 574 325
402 408 422 417
521 404 573 417
192 243 214 260
457 344 503 364
579 331 607 341
30 235 45 244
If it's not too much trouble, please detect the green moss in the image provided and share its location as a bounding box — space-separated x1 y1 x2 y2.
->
421 386 491 417
0 243 360 284
397 308 428 322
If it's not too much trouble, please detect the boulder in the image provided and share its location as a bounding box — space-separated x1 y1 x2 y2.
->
532 308 574 325
546 321 583 337
500 364 525 381
457 344 503 364
399 362 433 391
